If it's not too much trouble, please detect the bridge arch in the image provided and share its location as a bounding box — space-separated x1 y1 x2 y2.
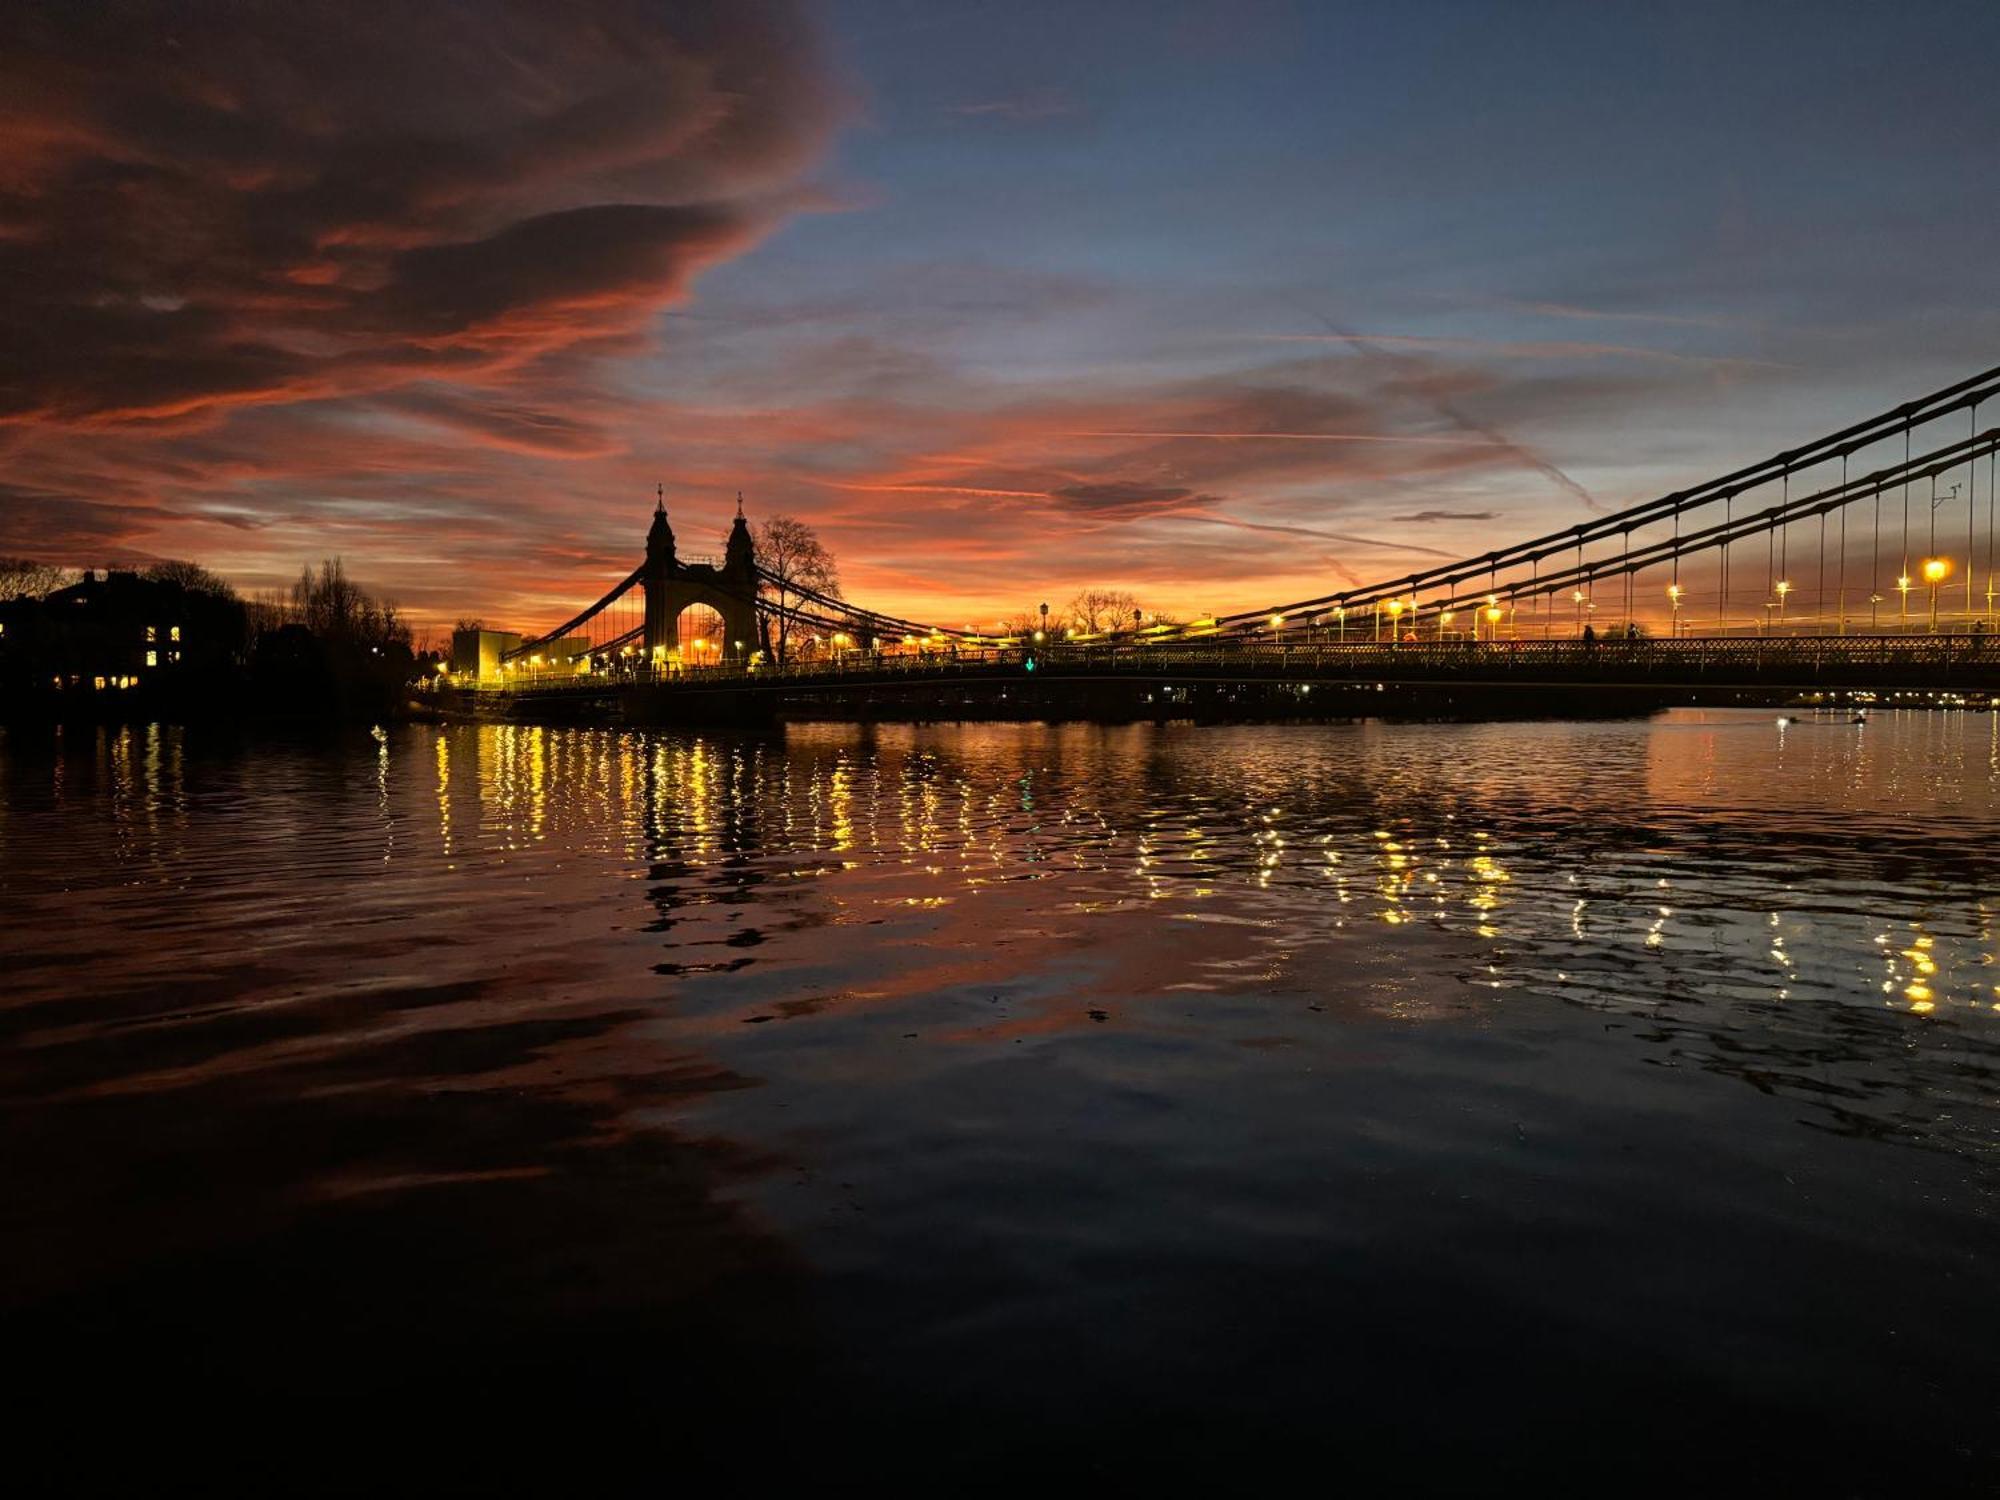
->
641 496 759 665
669 600 726 667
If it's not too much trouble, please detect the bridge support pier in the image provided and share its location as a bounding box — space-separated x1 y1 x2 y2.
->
621 683 776 729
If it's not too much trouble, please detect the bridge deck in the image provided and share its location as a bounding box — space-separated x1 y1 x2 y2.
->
453 633 2000 701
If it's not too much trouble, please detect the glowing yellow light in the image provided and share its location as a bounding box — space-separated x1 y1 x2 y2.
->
1484 606 1503 622
1667 584 1682 601
1774 580 1791 597
1270 613 1285 628
1571 590 1585 603
1386 600 1403 617
1922 556 1952 584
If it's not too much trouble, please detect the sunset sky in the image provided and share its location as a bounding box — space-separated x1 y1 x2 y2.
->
4 0 1998 634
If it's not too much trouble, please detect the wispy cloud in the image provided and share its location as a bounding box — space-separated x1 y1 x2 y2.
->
946 89 1077 123
1263 333 1781 369
1500 300 1742 330
1062 429 1501 445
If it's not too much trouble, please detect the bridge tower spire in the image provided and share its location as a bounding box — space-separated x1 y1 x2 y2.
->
725 491 755 575
643 486 678 659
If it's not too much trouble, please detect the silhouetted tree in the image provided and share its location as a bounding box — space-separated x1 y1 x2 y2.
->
289 557 408 650
0 558 74 602
144 559 237 600
755 515 840 663
1067 588 1142 635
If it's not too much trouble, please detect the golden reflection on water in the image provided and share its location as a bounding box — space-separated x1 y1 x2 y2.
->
8 709 1998 1153
365 711 2000 1035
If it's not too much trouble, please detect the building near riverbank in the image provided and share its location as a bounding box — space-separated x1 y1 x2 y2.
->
0 569 244 700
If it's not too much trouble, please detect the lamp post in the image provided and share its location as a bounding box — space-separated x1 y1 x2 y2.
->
1922 556 1951 632
1774 579 1791 631
1483 604 1502 642
1667 582 1683 637
1385 598 1403 642
1897 572 1912 628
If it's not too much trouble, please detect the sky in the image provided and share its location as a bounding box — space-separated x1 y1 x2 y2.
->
3 0 1998 634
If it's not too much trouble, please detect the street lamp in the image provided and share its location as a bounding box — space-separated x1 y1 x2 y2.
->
1922 556 1952 632
1897 572 1912 626
1483 604 1503 641
1385 598 1403 642
1774 579 1791 630
1438 608 1455 641
1667 582 1683 637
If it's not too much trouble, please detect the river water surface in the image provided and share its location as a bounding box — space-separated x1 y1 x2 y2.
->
4 710 1997 1490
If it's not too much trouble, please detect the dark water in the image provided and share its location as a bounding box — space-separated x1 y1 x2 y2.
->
4 710 1997 1491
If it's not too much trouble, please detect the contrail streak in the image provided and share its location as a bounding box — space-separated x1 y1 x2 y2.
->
1291 307 1608 515
1174 512 1456 558
1061 429 1502 445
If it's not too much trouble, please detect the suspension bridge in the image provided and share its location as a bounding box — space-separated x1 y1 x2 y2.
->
436 363 2000 720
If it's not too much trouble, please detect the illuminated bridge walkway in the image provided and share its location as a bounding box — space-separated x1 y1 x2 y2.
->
459 362 2000 715
450 636 2000 704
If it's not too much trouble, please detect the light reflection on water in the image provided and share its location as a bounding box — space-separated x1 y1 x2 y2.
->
2 708 1997 1484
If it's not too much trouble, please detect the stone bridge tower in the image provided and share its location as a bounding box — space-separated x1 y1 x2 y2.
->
642 489 760 665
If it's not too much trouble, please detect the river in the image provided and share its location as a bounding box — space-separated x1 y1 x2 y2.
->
3 709 1995 1490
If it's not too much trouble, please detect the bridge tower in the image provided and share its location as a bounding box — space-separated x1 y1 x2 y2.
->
641 488 760 665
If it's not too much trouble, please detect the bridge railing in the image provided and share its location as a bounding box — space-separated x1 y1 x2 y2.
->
446 632 2000 697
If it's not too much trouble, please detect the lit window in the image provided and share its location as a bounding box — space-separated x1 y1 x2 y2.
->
93 676 106 690
145 650 158 667
169 626 181 642
145 625 157 642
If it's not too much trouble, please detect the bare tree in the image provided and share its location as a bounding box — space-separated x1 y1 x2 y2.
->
755 515 840 664
290 557 409 648
145 559 237 600
245 588 294 637
1067 588 1141 635
0 557 74 602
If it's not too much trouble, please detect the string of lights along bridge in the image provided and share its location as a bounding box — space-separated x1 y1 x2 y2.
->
469 361 2000 691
